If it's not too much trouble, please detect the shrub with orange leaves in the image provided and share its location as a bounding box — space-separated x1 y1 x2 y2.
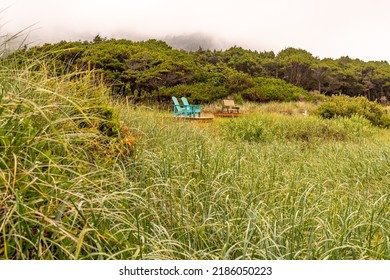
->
114 123 141 156
117 134 140 155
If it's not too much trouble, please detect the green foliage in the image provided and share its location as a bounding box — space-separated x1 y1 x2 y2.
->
379 113 390 128
221 46 271 76
241 77 311 102
10 38 390 103
226 71 254 94
0 53 144 260
313 95 390 127
221 116 265 142
233 93 244 105
219 114 377 143
157 82 228 103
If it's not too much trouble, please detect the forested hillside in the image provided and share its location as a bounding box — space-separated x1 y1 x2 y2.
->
10 36 390 103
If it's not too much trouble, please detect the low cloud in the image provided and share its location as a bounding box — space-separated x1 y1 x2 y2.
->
164 33 230 51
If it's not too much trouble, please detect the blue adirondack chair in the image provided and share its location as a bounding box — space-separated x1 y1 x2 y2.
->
172 96 192 117
181 97 202 117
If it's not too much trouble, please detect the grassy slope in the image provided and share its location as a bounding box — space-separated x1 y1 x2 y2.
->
0 62 389 259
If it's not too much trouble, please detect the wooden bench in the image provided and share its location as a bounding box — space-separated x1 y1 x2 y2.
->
222 99 240 113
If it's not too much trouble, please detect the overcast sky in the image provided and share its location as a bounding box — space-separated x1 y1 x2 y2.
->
2 0 390 61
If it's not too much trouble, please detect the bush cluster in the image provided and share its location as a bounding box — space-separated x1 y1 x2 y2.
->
219 114 377 143
241 77 311 102
313 95 390 128
156 82 228 103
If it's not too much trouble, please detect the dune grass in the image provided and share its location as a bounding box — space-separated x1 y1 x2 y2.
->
0 55 389 260
116 107 389 260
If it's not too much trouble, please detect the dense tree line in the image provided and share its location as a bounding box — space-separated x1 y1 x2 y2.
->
8 36 390 103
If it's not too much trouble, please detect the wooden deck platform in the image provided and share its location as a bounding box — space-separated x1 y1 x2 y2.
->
174 116 214 122
213 112 242 117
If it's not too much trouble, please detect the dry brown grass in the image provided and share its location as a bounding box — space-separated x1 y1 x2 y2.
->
203 101 317 116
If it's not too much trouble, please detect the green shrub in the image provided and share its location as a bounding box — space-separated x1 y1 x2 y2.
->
313 95 389 128
241 77 311 102
219 114 377 143
221 116 265 142
379 113 390 128
233 93 244 105
226 72 254 94
157 82 228 103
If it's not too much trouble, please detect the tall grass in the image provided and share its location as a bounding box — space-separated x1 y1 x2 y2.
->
216 113 378 143
117 107 389 260
0 57 136 259
1 53 389 259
